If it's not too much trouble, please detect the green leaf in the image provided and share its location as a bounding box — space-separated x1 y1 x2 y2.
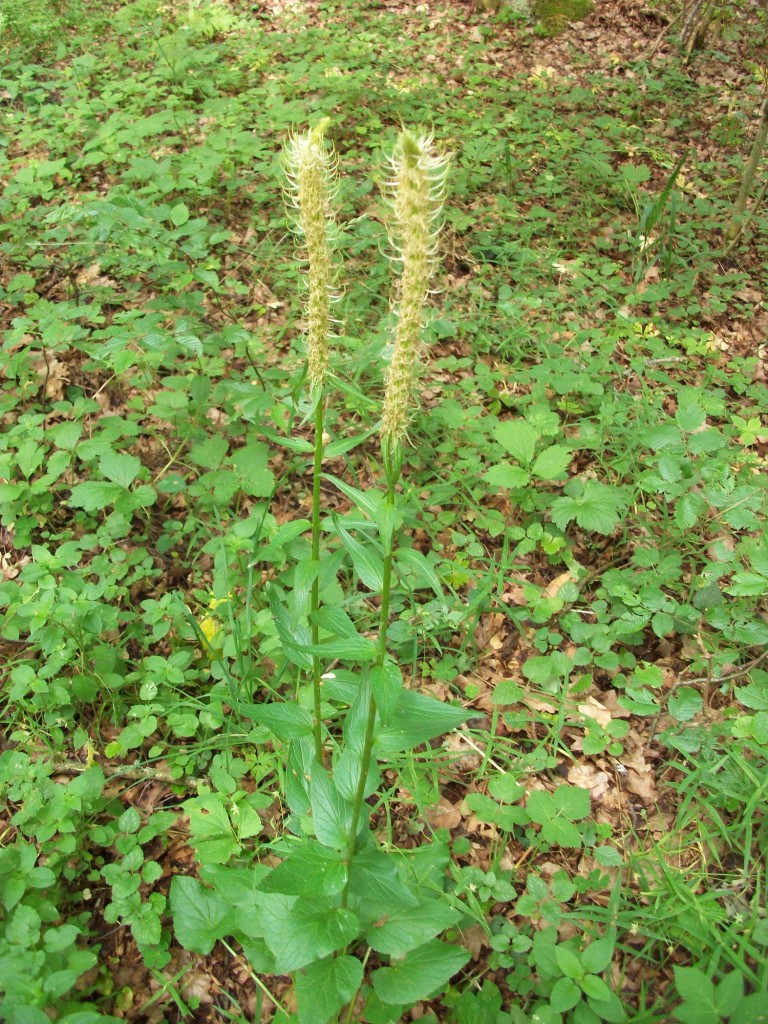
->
170 875 233 954
494 420 538 465
714 971 744 1015
68 481 124 511
730 991 768 1024
737 680 768 710
310 766 354 850
183 794 239 865
333 517 385 590
170 202 190 226
593 846 623 867
260 893 360 972
365 897 460 957
324 474 383 518
296 955 364 1024
371 939 470 1004
555 946 584 980
550 483 623 535
373 689 475 757
675 400 706 434
189 435 228 470
531 444 571 480
239 701 314 741
549 976 581 1013
268 587 313 670
99 451 142 488
394 547 444 597
346 846 420 911
370 662 403 728
674 967 718 1023
483 462 530 489
668 687 702 723
260 843 347 898
581 974 613 1001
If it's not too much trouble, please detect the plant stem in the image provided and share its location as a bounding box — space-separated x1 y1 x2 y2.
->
341 476 397 906
311 392 325 763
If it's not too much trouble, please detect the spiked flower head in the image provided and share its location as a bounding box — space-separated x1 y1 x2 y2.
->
380 130 449 446
283 120 338 390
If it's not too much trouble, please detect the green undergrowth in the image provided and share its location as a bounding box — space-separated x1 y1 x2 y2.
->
1 1 767 1021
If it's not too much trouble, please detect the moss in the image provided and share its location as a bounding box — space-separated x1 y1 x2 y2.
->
534 0 594 36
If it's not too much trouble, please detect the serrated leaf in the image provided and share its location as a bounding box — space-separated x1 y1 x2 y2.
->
170 876 233 954
170 202 189 226
736 681 768 711
531 444 571 480
296 955 364 1024
494 420 538 465
550 483 623 535
483 462 530 489
371 939 469 1004
68 481 125 511
668 686 702 723
674 967 717 1014
99 451 142 488
189 435 228 470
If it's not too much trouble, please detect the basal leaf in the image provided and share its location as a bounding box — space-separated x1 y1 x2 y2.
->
169 876 233 954
371 939 469 1005
260 893 360 972
296 955 364 1024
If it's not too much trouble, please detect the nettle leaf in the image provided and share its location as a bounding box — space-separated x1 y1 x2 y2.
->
260 893 360 972
296 955 364 1024
371 939 469 1005
99 451 142 488
494 419 538 465
170 875 233 954
550 483 624 535
68 480 126 511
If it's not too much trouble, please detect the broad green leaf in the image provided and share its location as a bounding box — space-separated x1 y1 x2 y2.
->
170 875 233 954
371 939 469 1004
531 444 571 480
373 689 475 758
668 687 702 722
674 967 717 1022
365 897 460 957
714 971 744 1015
347 845 419 910
260 893 360 972
581 974 613 1001
229 441 276 497
239 702 314 741
737 680 768 711
730 992 768 1024
296 955 364 1024
170 202 190 226
550 483 623 535
550 976 581 1013
494 420 538 465
675 400 706 434
310 766 354 850
183 794 239 865
464 792 527 831
189 435 228 470
555 946 584 980
483 463 530 489
260 843 347 898
99 451 142 488
487 774 526 803
68 481 124 511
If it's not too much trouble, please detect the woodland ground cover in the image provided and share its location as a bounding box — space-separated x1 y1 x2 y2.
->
1 0 768 1021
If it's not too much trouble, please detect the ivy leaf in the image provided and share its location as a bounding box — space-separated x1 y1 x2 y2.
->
371 939 470 1004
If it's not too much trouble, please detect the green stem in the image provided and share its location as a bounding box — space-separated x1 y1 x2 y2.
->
311 392 325 763
342 476 397 907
